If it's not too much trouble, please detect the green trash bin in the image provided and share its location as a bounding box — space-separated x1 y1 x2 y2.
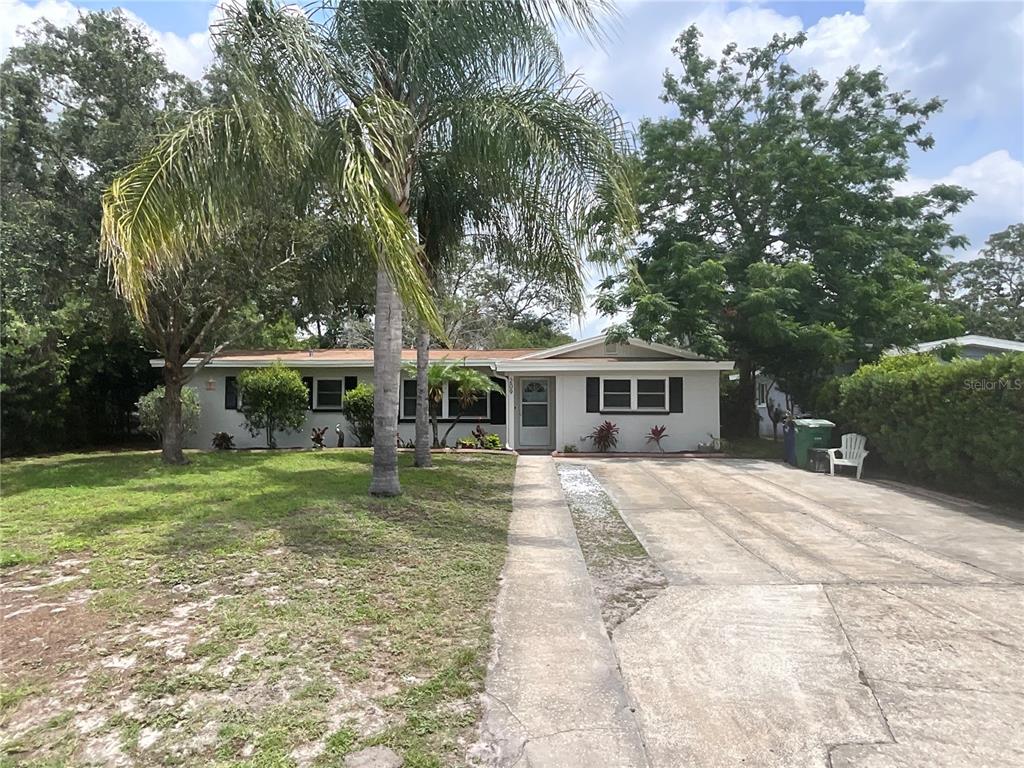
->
791 418 835 469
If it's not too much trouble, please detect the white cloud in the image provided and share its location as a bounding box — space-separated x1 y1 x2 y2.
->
1 0 80 59
795 0 1024 117
2 0 218 81
685 4 802 60
896 150 1024 258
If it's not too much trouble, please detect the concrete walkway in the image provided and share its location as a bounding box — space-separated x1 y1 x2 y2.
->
473 456 648 767
477 456 1023 767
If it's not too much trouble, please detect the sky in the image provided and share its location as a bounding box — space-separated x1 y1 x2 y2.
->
4 0 1023 338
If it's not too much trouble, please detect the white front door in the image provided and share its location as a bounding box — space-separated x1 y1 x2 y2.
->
518 378 552 448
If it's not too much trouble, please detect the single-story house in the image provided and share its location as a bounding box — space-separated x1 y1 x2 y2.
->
165 334 732 452
887 334 1024 360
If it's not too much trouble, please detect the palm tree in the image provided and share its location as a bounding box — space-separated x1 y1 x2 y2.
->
405 361 499 448
101 0 633 494
403 21 635 467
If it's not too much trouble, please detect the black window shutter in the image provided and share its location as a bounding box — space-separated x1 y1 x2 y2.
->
586 377 600 412
303 376 314 410
489 378 506 424
344 375 357 392
669 377 684 412
225 376 238 410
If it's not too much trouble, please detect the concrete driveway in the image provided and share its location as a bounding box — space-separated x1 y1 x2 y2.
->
476 457 1023 767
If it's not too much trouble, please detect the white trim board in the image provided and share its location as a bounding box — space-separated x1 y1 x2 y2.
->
517 334 706 361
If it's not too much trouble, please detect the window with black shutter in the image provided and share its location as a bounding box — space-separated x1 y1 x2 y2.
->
315 379 344 410
302 376 313 410
448 381 488 418
225 376 238 410
401 379 417 418
669 377 684 412
489 378 506 424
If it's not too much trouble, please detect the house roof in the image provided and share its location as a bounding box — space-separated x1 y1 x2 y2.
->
186 347 539 364
159 335 733 371
892 335 1024 355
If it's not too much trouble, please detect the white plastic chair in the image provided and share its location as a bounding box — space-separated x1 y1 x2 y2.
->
828 433 868 479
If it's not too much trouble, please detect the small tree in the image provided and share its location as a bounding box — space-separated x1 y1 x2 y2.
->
238 364 308 448
340 383 374 447
137 386 200 440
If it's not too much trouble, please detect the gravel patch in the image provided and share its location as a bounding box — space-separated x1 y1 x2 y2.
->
557 463 667 631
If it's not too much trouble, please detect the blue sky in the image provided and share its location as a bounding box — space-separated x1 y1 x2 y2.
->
5 0 1023 336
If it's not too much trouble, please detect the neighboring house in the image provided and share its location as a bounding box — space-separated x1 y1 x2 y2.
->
754 334 1024 438
755 373 805 439
888 334 1024 360
163 334 732 452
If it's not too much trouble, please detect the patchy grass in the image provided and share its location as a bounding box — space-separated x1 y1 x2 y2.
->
0 450 515 767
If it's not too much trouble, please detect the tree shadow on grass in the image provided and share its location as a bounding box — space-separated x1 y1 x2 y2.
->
55 452 513 563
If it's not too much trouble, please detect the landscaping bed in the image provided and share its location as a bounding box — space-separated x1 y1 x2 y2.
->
0 450 516 767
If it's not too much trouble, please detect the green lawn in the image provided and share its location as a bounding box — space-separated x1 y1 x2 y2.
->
0 450 516 767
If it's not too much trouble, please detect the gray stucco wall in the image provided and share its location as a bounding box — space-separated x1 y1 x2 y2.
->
183 366 505 450
552 370 722 452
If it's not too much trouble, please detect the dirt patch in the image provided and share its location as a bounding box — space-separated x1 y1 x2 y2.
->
1 451 516 766
557 464 667 631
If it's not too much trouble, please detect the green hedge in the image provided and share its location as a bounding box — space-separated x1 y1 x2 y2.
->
832 353 1024 494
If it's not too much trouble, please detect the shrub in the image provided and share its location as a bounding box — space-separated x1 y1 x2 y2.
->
340 383 374 446
456 436 478 449
311 426 329 449
646 424 669 452
585 420 619 452
562 444 579 453
137 386 200 439
238 364 309 448
827 353 1024 494
211 431 234 450
481 433 502 450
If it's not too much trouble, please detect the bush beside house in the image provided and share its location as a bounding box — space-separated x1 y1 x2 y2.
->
826 353 1024 494
237 365 309 448
137 386 200 440
340 383 375 447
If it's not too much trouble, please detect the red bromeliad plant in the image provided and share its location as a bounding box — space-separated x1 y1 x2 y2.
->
586 420 619 452
646 424 669 452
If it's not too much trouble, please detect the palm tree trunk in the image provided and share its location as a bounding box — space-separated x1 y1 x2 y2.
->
161 365 188 465
369 269 403 496
414 325 432 467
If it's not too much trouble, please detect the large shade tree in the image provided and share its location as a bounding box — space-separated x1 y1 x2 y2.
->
1 11 202 454
101 0 632 494
597 28 971 424
939 224 1024 341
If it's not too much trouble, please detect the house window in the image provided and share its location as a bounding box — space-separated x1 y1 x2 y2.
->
757 382 770 406
449 381 488 418
602 379 632 410
636 378 667 410
402 380 417 417
401 379 489 420
315 379 345 410
601 377 669 411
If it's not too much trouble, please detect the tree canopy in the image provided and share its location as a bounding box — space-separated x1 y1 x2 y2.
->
597 27 972 412
0 11 202 453
940 224 1024 341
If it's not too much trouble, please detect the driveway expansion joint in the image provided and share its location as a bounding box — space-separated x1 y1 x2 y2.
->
823 585 898 745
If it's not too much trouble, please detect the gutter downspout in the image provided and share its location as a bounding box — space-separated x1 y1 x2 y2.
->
491 365 514 451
